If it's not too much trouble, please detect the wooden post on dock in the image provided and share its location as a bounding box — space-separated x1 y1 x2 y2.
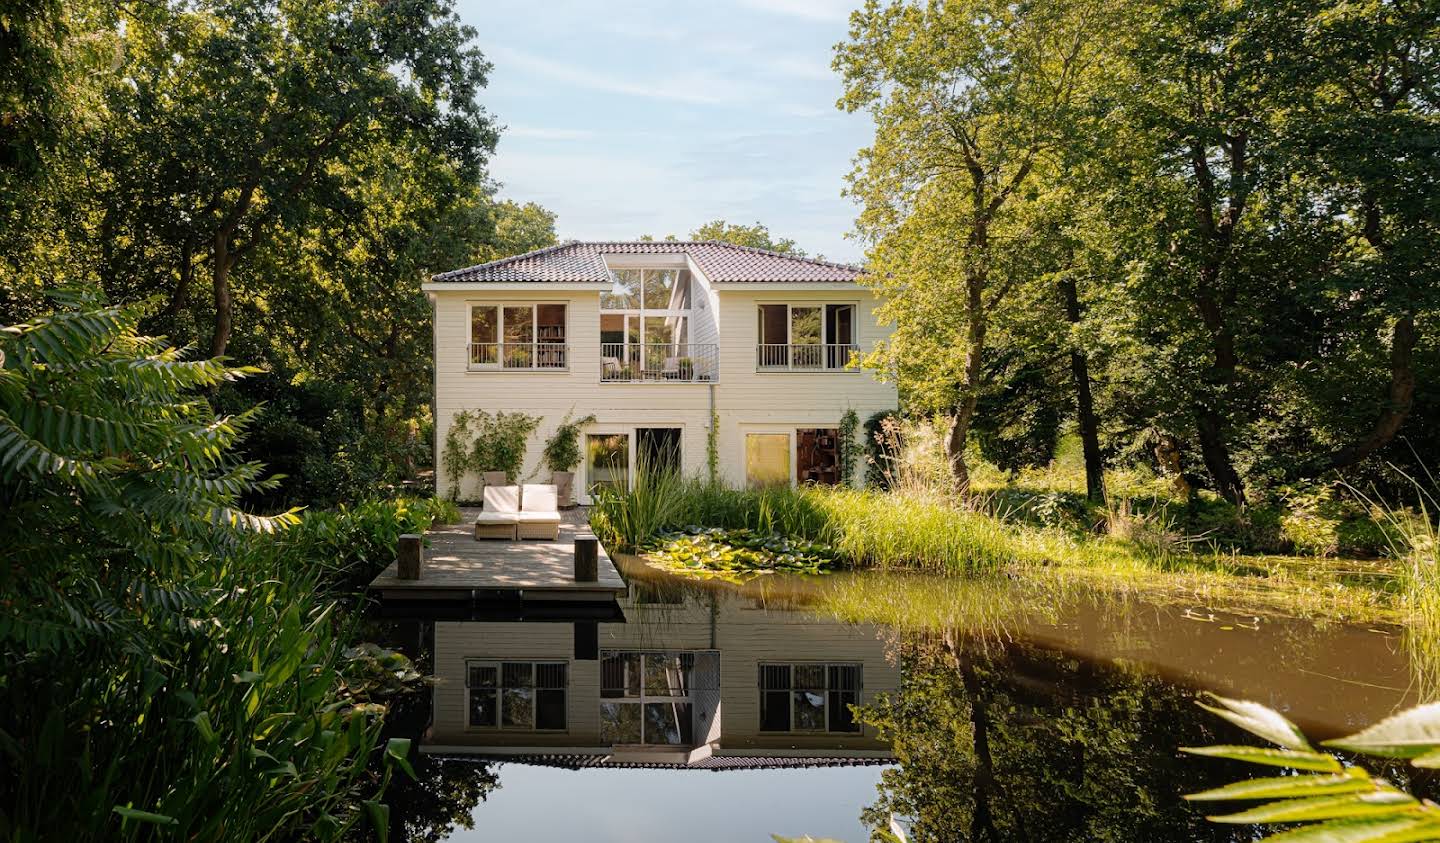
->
397 534 424 580
574 534 598 582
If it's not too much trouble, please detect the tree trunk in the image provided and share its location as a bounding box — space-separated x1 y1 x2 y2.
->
209 232 234 359
1193 261 1246 505
1196 409 1245 505
1060 273 1105 501
161 238 195 324
1325 312 1417 470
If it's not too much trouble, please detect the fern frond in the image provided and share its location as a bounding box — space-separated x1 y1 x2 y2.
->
1 307 133 369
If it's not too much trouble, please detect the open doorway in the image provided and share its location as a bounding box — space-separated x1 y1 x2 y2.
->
637 428 682 476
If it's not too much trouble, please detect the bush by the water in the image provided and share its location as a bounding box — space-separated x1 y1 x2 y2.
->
0 296 428 840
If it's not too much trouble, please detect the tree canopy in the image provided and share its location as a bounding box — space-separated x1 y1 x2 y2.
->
837 0 1439 502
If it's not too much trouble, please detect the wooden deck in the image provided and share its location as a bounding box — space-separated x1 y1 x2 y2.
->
368 508 626 604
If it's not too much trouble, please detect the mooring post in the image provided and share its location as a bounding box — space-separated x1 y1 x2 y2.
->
574 534 598 582
397 533 423 580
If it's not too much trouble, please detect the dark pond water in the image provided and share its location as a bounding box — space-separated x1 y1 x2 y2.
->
374 555 1437 842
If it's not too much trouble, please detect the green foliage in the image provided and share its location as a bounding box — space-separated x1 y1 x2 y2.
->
838 408 860 486
591 478 1024 574
441 409 540 498
688 219 806 256
707 408 720 484
1185 694 1440 840
644 526 837 582
0 294 424 839
540 410 596 474
863 410 899 489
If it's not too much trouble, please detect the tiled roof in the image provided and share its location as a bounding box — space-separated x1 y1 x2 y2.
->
433 753 893 771
431 241 864 284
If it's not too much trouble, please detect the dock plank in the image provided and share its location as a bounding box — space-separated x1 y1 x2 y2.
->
369 508 626 600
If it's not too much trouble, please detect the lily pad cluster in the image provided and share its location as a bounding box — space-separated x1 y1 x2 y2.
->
643 526 838 582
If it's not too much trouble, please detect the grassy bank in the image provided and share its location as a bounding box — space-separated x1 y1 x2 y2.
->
590 474 1418 622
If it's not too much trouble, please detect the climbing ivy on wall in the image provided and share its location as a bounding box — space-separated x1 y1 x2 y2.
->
707 408 720 484
839 408 860 486
441 409 541 499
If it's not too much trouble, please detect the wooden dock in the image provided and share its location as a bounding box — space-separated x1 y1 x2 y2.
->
368 508 626 605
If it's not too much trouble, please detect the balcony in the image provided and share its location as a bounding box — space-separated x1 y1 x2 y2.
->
600 343 719 383
756 343 860 372
468 342 568 371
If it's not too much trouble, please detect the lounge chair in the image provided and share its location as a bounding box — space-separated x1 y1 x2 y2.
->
474 484 520 540
517 484 562 540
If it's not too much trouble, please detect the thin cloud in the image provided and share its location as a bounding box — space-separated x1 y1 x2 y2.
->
505 126 597 141
488 45 748 105
736 0 852 22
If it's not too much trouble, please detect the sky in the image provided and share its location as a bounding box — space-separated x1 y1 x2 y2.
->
451 0 875 262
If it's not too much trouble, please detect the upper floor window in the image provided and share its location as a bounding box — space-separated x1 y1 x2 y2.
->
756 304 856 370
469 303 567 370
466 659 568 730
601 270 715 382
759 662 861 733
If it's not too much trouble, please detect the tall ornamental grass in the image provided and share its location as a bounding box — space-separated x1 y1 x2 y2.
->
590 476 1030 574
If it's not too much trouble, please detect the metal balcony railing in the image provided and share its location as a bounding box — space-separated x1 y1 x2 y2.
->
468 342 569 370
756 343 859 371
600 343 719 383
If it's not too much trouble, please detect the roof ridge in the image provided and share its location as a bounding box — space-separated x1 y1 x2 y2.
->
691 239 863 273
430 241 577 280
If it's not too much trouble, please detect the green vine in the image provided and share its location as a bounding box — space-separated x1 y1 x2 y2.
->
441 409 540 499
839 408 860 486
541 409 597 474
706 407 720 484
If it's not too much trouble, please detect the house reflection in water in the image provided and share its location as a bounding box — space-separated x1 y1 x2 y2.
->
422 578 897 770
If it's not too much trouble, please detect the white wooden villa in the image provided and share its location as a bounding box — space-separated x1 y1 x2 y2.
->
423 240 897 502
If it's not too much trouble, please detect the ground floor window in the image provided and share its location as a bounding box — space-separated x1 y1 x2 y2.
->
745 433 791 488
586 433 629 496
466 660 567 730
796 428 840 485
759 662 861 733
586 427 683 498
599 651 696 746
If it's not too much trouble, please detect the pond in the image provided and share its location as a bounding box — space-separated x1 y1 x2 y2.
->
374 554 1436 842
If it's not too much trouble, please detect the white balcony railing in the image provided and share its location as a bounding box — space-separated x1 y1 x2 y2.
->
600 343 719 383
468 342 568 370
756 343 859 371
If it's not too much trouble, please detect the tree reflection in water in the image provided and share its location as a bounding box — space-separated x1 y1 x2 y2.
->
856 636 1269 843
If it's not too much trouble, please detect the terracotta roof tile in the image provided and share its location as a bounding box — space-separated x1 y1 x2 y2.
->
432 241 864 284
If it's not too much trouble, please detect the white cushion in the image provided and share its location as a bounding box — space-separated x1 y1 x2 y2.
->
475 511 519 524
483 484 520 513
515 511 561 523
521 484 558 513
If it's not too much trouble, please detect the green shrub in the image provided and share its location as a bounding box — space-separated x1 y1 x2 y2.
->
540 410 596 473
0 293 413 840
442 409 540 498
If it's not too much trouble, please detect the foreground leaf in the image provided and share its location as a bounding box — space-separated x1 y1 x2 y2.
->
1185 768 1372 802
1323 703 1440 759
1205 790 1417 824
1197 693 1312 751
1257 814 1440 843
1181 745 1342 772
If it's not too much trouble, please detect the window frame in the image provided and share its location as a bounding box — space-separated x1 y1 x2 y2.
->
755 302 860 372
757 661 863 735
464 658 569 732
599 650 697 747
466 301 570 372
600 269 694 351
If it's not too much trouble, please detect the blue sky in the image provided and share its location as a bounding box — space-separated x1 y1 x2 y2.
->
452 0 873 262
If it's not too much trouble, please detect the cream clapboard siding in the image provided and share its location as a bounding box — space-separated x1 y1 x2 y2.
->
431 284 897 500
429 594 898 750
